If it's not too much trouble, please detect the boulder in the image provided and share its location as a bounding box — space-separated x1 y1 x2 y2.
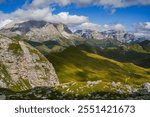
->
0 35 59 91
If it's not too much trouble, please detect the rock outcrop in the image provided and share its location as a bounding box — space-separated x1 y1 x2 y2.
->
0 35 59 91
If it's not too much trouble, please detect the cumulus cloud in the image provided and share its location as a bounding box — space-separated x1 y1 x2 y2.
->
134 32 150 38
76 22 102 31
77 0 150 8
30 0 71 8
74 22 125 32
0 11 9 19
10 7 88 26
134 22 150 38
114 24 125 31
11 7 52 21
136 22 150 32
0 3 88 28
45 12 88 26
30 0 150 9
141 22 150 30
75 0 124 8
23 0 150 17
0 0 148 31
0 0 147 39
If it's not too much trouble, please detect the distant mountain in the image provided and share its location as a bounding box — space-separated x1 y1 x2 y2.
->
139 40 150 52
0 20 78 42
75 29 104 40
0 20 148 44
75 29 136 43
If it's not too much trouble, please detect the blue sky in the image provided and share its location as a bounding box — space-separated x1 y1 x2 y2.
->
0 0 150 33
53 4 150 24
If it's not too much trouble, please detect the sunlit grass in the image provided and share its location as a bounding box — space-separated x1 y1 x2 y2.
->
47 46 150 89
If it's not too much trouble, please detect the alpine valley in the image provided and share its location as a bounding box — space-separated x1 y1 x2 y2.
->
0 20 150 100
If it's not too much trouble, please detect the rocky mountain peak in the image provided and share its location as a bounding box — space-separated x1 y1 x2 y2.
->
0 20 75 42
56 23 72 33
75 29 104 40
75 29 136 43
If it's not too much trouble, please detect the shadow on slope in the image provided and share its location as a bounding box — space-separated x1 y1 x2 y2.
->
46 46 150 86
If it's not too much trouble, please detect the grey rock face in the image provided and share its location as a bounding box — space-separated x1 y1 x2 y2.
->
75 30 104 40
0 94 6 100
0 35 59 91
142 82 150 93
0 20 77 42
75 29 136 43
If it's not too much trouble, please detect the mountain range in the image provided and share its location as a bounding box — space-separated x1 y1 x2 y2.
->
0 20 150 100
1 20 148 43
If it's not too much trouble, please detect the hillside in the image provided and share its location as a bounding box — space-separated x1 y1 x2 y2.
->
28 46 150 99
96 44 150 68
139 40 150 52
1 45 150 100
47 46 150 84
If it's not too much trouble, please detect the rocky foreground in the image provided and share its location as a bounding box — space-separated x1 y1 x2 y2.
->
0 35 59 91
0 81 150 100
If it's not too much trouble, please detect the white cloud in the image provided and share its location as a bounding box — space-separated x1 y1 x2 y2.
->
30 0 71 8
136 22 150 31
0 11 9 19
31 0 50 8
0 6 88 28
0 0 129 33
74 22 125 32
74 22 101 31
45 12 88 26
134 22 150 38
114 24 125 31
11 7 52 21
76 0 150 8
30 0 150 9
143 22 150 30
23 0 150 19
0 0 148 31
0 0 88 27
0 19 12 29
134 32 150 38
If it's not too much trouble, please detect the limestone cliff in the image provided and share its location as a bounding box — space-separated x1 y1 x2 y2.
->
0 35 59 91
0 20 77 42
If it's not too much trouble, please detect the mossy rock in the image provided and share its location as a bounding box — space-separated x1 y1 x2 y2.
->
0 62 12 87
8 42 22 56
10 78 32 92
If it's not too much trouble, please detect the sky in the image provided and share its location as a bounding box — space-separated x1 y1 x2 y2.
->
0 0 150 36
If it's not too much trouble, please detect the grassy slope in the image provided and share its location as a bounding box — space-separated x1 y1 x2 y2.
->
45 46 150 97
47 46 150 85
97 44 150 68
